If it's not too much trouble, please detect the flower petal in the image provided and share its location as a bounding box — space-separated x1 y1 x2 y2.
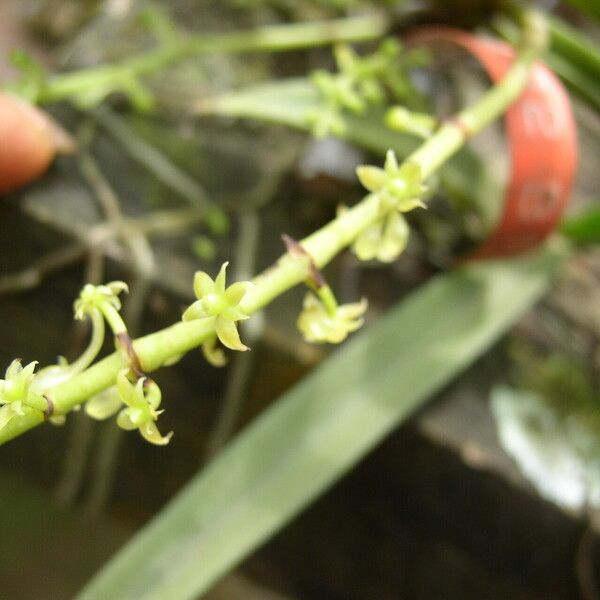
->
337 298 368 320
116 371 136 407
225 281 252 306
85 387 122 420
324 328 349 344
378 211 409 262
384 149 398 175
140 421 173 446
356 165 386 193
398 196 426 213
214 262 228 296
398 161 422 187
116 408 137 430
6 359 23 379
193 271 215 300
20 360 38 382
202 336 227 367
107 281 129 297
352 222 383 261
145 381 162 410
182 301 210 322
215 316 248 351
128 406 150 427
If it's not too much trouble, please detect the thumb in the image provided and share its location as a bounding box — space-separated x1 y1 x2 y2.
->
0 93 75 195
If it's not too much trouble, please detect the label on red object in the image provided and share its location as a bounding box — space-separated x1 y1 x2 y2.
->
409 27 578 259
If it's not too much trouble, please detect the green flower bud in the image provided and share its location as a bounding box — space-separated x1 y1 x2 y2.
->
385 106 437 139
74 281 128 319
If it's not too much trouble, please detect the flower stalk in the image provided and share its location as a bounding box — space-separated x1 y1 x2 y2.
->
0 10 546 445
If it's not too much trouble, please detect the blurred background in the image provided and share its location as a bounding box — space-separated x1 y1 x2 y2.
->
0 0 599 598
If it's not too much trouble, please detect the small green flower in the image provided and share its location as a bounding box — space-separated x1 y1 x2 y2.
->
116 373 172 446
0 359 46 429
182 262 253 353
74 281 129 320
297 293 367 344
353 210 410 263
74 281 129 344
86 371 172 446
356 150 426 212
312 70 365 114
334 44 386 105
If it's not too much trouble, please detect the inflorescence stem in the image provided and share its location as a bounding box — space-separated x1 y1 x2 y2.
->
0 12 545 445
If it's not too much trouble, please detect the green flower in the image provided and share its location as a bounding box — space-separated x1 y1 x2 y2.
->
0 359 46 429
74 281 129 320
297 293 367 344
86 371 172 446
356 150 426 212
353 210 410 263
182 262 253 353
334 43 385 105
311 69 365 114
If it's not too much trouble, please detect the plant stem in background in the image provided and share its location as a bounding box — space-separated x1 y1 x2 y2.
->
35 14 389 105
0 10 546 445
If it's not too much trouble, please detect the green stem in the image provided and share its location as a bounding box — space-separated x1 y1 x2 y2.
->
36 14 389 104
315 285 339 317
0 13 545 445
67 310 106 376
100 303 128 336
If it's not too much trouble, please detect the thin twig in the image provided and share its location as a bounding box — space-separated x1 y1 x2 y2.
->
77 150 124 225
92 107 211 210
0 241 88 295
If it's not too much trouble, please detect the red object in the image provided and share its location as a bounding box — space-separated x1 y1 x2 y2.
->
410 27 578 259
0 93 74 196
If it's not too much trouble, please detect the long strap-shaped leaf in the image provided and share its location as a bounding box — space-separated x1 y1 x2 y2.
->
78 244 566 600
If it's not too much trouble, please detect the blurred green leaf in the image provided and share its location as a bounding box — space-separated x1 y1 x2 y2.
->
198 77 418 156
199 77 500 228
547 15 600 113
561 206 600 244
78 243 567 600
563 0 600 25
6 49 48 102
